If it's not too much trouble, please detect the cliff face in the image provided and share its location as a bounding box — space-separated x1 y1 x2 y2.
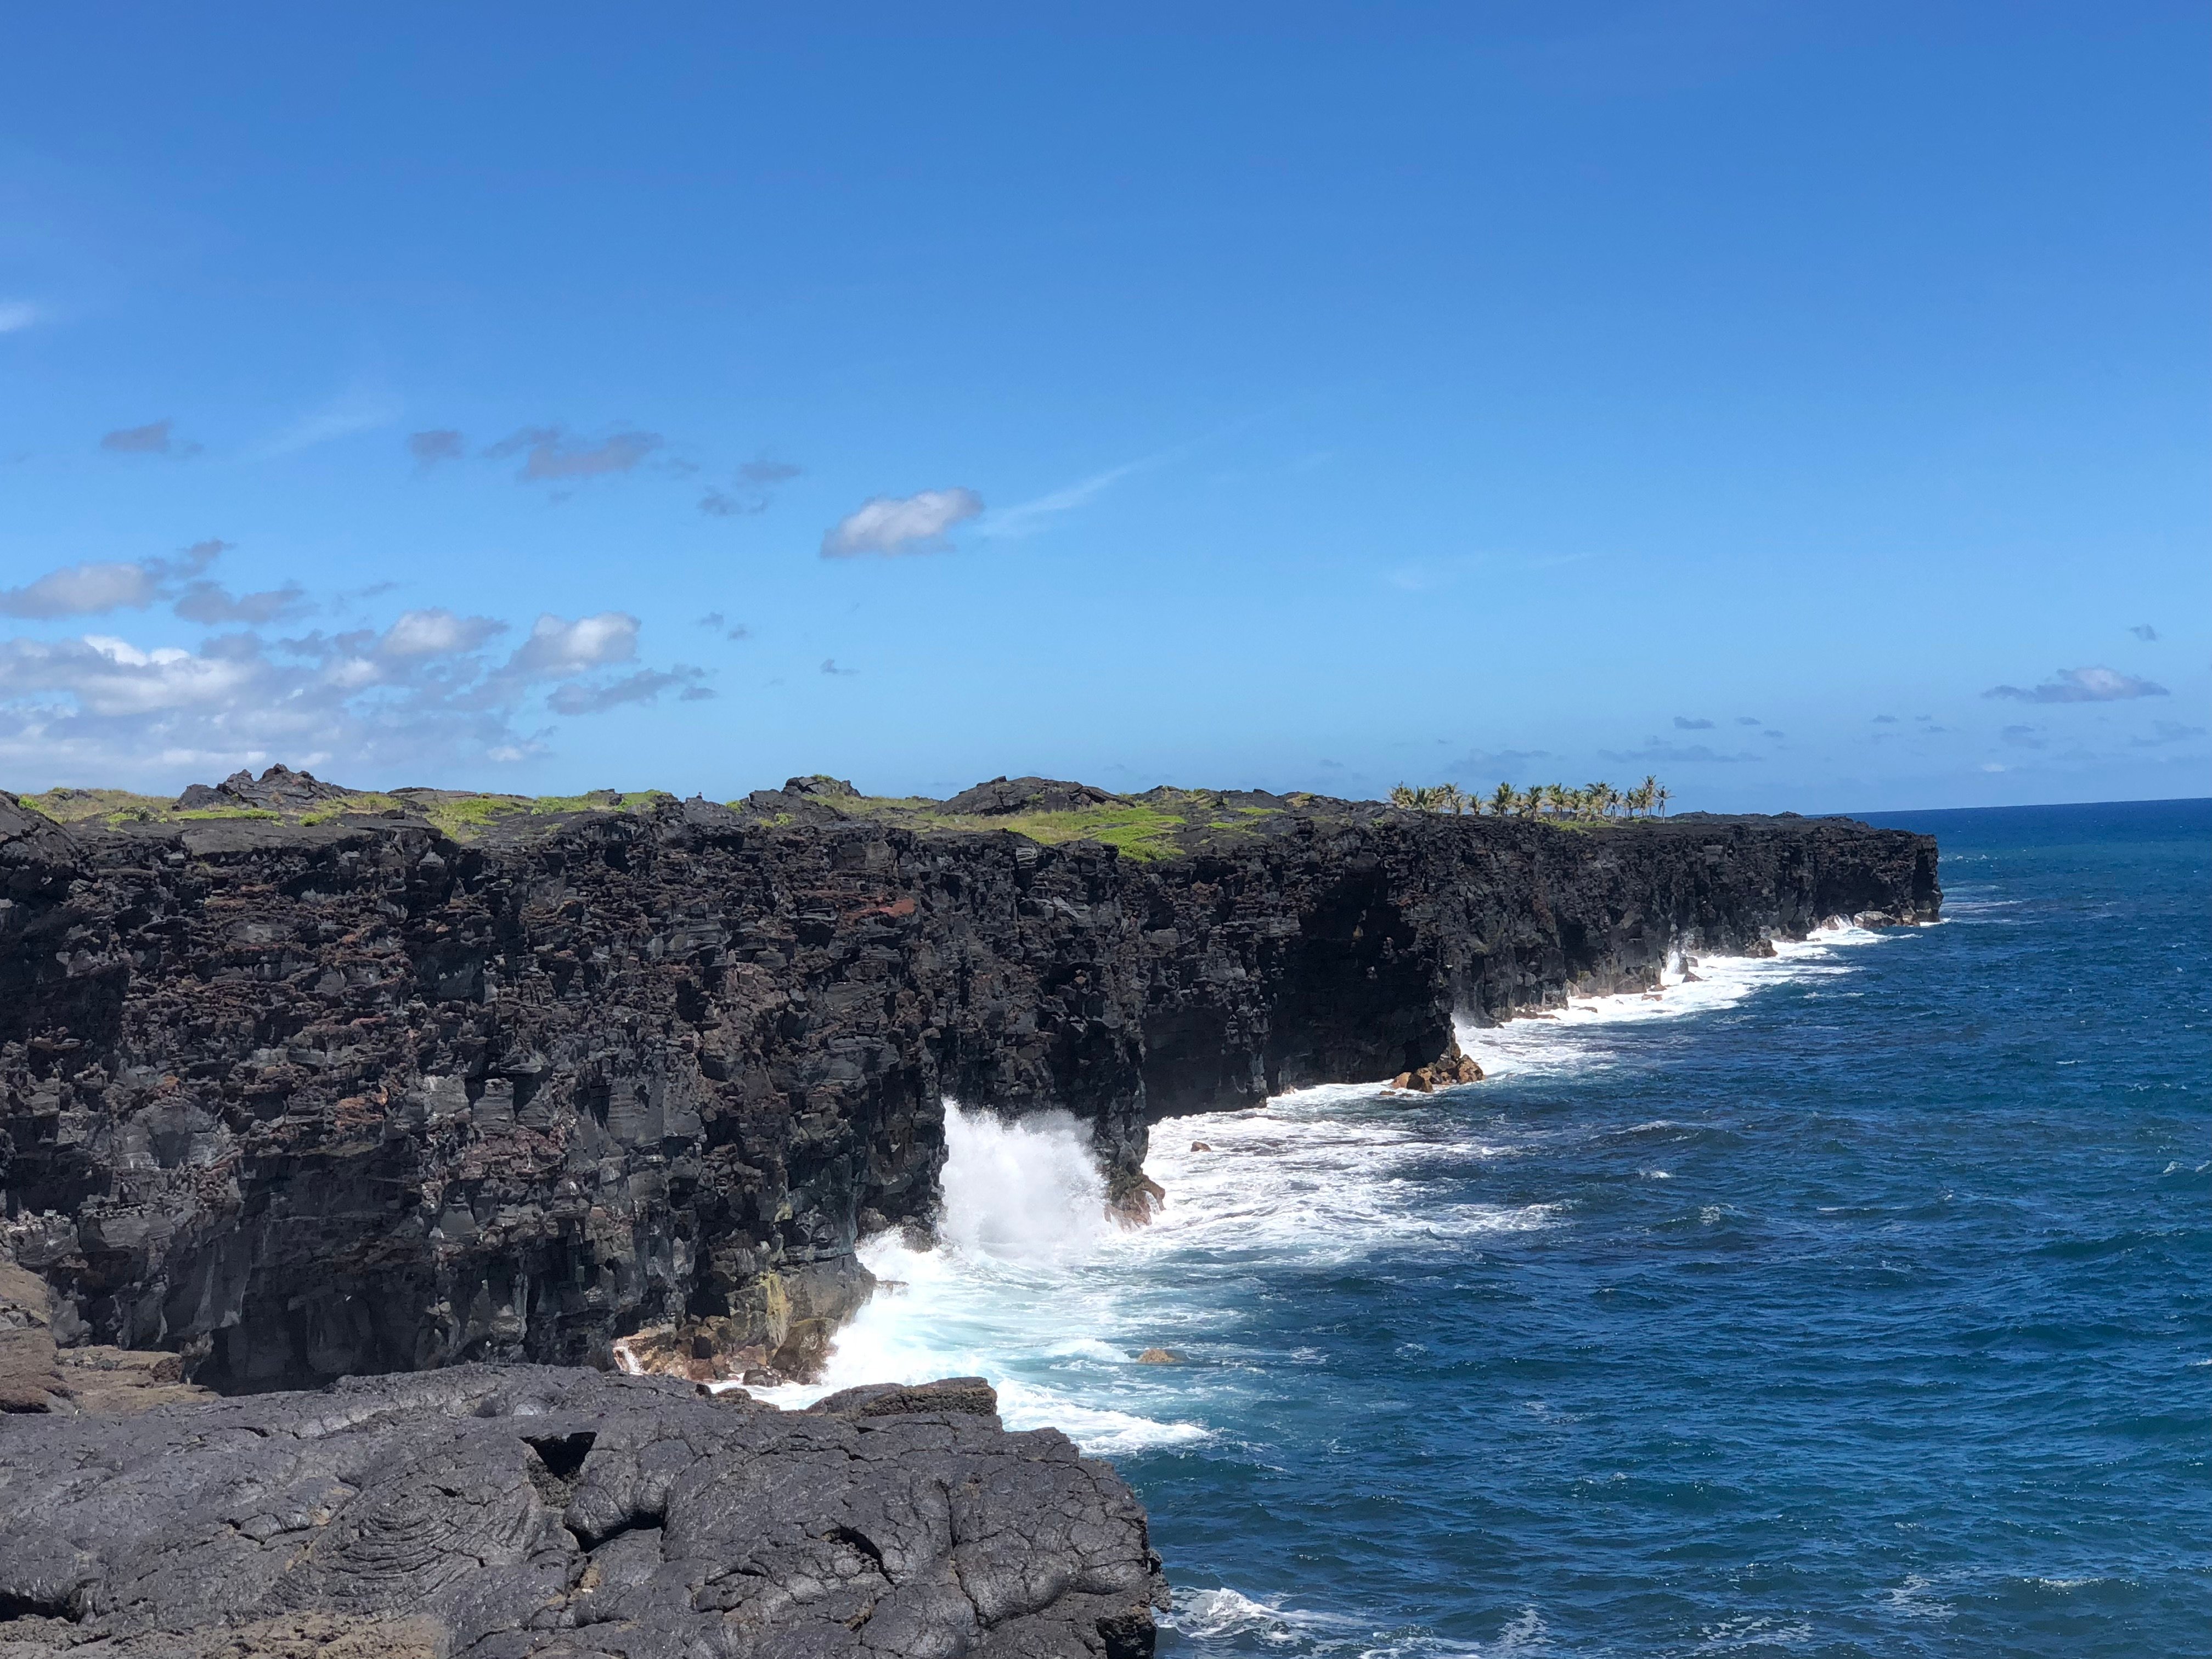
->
0 779 1938 1392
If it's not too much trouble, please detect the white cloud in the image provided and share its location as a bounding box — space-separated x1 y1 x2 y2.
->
0 302 38 334
0 541 291 625
382 608 507 658
0 561 160 618
504 612 640 677
820 488 983 558
0 583 696 784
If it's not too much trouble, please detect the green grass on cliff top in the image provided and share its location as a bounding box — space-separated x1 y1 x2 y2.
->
798 788 1286 861
15 780 1277 860
15 784 675 840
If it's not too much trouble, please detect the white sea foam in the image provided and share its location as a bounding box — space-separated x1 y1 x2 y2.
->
746 927 1893 1469
742 1102 1211 1453
1165 1587 1328 1642
1457 921 1888 1079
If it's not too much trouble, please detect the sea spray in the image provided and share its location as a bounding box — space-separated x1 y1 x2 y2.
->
742 1101 1210 1453
936 1102 1111 1265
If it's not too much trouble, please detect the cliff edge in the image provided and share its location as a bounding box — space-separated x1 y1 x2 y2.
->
0 772 1938 1392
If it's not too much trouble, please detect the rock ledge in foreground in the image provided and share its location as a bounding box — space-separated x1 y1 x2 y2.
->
0 1364 1166 1659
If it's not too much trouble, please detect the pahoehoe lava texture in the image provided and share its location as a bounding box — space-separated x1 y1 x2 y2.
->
0 1365 1166 1658
0 776 1938 1391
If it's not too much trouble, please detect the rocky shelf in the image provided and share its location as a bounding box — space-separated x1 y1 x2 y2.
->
1 768 1939 1392
0 1365 1165 1658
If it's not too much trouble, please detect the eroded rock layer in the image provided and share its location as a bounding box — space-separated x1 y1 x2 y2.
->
0 780 1938 1390
0 1364 1166 1659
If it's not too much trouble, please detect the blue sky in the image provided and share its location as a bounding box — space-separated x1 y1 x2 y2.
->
2 3 2204 812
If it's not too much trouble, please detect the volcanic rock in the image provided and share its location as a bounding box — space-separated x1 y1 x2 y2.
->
0 1364 1165 1658
0 775 1937 1393
938 777 1119 816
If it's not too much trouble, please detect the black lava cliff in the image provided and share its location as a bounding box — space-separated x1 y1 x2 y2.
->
0 772 1938 1392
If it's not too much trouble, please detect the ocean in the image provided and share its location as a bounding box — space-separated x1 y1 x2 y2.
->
755 798 2211 1658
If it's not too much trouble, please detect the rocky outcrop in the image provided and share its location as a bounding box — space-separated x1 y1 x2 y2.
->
0 1258 213 1415
1389 1038 1485 1094
0 1364 1166 1658
0 775 1938 1392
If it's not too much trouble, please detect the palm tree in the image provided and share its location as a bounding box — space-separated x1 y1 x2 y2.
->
1490 782 1515 817
1585 782 1614 820
1438 783 1466 816
1655 782 1672 816
1389 784 1415 809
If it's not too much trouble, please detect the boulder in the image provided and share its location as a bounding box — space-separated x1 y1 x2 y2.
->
939 776 1121 816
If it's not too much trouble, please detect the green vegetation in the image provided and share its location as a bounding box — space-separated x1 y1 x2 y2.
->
299 792 405 826
797 795 1197 861
12 774 1296 861
16 788 174 826
1390 775 1671 821
405 788 674 840
977 803 1188 860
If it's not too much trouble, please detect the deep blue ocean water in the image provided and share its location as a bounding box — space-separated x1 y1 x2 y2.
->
774 799 2211 1657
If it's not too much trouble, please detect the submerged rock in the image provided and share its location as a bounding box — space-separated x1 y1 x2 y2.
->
0 1364 1167 1658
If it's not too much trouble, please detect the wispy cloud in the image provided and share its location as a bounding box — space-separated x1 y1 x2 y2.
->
820 658 857 676
486 425 663 482
172 579 309 625
1673 716 1713 730
2129 624 2159 641
696 612 751 641
2001 724 2047 749
254 387 402 459
100 418 200 458
1600 738 1762 764
701 459 802 517
820 488 984 558
2132 720 2206 748
0 302 40 334
409 429 466 470
1983 665 2168 703
1447 747 1554 778
549 666 712 714
978 459 1146 540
